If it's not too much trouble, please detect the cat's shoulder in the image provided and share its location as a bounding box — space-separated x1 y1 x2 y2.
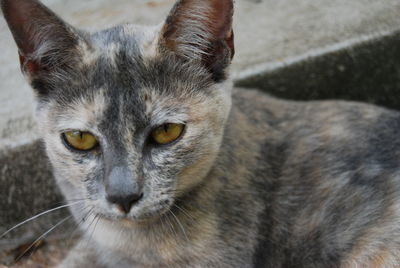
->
232 87 400 134
232 87 400 182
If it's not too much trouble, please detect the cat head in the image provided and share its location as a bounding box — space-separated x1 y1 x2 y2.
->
1 0 234 223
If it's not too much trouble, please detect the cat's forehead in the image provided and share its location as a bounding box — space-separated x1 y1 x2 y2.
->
70 23 213 97
81 24 160 66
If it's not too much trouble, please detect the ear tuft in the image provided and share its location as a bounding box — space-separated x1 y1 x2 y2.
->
160 0 234 82
1 0 80 78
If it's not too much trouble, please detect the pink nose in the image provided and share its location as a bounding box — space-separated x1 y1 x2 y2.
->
107 192 143 214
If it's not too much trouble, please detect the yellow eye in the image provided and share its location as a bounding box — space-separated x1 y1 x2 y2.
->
63 131 98 151
151 123 184 145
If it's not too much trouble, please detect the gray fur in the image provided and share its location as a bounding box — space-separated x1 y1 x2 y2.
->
2 0 400 267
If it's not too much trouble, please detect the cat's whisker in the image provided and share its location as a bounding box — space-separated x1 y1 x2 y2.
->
169 209 189 243
158 214 167 242
173 203 195 222
48 198 89 208
14 215 73 263
66 207 94 249
171 199 207 212
83 214 100 250
84 214 99 235
174 198 211 212
88 216 101 244
166 189 185 196
64 198 90 204
0 201 84 239
164 213 179 243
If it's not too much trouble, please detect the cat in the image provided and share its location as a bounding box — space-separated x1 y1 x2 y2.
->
2 0 400 267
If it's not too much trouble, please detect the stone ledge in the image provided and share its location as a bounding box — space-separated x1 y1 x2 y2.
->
235 29 400 110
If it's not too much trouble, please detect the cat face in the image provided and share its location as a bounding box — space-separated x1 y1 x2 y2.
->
2 0 234 224
38 31 232 222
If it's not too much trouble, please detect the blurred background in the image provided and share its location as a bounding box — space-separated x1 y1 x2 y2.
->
1 0 400 266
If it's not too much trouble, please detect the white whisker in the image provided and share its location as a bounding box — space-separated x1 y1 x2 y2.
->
83 214 100 250
174 203 195 222
165 213 178 242
15 215 73 262
169 209 189 242
88 216 100 243
66 207 94 249
1 200 83 239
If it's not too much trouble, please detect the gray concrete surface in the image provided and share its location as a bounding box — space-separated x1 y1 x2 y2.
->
237 29 400 109
1 0 400 253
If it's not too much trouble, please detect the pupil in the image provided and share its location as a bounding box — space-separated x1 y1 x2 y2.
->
163 124 169 132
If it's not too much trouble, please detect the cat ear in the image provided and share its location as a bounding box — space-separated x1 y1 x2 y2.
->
160 0 234 82
1 0 81 90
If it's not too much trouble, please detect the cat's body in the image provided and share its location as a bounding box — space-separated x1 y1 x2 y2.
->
59 89 400 268
2 0 400 267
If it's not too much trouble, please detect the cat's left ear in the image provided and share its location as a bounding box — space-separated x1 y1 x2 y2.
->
1 0 82 95
159 0 234 82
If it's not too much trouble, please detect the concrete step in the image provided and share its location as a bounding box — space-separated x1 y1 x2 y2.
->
1 0 400 255
237 29 400 110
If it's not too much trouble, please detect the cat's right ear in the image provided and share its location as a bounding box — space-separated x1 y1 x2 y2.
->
159 0 234 82
1 0 82 95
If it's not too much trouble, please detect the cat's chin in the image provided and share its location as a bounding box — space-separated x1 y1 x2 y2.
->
117 216 160 227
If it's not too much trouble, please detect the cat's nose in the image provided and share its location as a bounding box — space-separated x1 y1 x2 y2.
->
105 166 143 214
106 192 143 214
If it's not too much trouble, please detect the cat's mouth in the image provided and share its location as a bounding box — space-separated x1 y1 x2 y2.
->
95 214 158 229
94 197 176 226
